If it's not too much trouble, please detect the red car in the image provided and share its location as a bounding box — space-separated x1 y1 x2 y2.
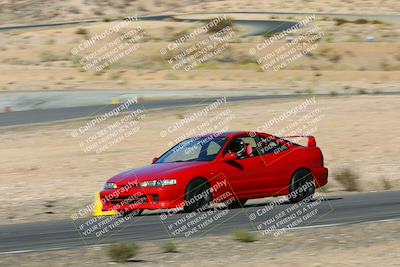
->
100 131 328 215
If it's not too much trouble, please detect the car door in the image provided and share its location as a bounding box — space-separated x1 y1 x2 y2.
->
256 134 294 195
218 135 265 198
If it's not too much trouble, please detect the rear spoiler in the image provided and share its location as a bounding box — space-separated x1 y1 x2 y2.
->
281 135 316 147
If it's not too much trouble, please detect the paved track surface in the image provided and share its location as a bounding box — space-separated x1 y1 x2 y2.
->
0 94 306 127
0 190 399 254
2 92 400 128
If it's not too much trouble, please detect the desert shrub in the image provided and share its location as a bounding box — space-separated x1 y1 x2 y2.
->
357 88 367 95
382 179 393 190
372 20 384 24
107 243 139 262
207 17 234 33
232 229 258 243
334 18 349 26
304 89 314 94
161 242 178 253
75 28 88 35
334 18 370 25
314 72 322 77
354 19 368 24
328 53 341 63
329 91 338 96
333 168 361 191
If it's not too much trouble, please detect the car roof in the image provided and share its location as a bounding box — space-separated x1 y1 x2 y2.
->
195 131 268 138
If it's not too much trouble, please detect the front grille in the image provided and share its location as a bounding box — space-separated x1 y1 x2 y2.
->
106 195 148 206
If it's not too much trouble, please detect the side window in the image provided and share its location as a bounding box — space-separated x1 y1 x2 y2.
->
206 140 222 156
257 136 288 155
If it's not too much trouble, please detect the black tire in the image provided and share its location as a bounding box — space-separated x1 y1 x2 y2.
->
226 199 247 209
288 169 315 203
184 179 212 213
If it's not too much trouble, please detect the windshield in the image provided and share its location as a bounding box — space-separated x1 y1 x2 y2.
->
156 137 228 163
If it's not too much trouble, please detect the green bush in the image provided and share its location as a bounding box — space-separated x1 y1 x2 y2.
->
333 168 361 191
107 243 139 262
161 242 178 253
232 229 258 243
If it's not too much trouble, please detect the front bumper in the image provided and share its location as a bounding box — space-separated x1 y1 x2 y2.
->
100 185 184 212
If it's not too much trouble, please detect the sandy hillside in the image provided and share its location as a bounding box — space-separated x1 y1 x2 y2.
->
0 16 399 95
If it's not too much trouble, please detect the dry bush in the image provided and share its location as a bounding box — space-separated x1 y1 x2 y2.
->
232 229 258 243
161 242 178 253
75 28 88 35
107 243 139 262
382 179 393 190
207 17 234 33
333 168 361 191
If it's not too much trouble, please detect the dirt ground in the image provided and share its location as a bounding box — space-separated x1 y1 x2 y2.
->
0 220 399 266
0 13 399 94
0 95 399 225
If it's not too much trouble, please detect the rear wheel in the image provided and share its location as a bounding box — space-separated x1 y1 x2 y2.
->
226 199 247 209
184 179 212 213
288 170 315 203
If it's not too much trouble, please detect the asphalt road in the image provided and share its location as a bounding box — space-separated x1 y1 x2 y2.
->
0 94 305 127
1 11 398 33
2 92 400 128
0 190 399 254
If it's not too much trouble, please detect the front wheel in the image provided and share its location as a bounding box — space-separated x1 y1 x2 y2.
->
288 170 315 203
184 179 212 213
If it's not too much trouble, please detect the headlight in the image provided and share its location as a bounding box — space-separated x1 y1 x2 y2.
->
140 179 177 188
104 182 117 189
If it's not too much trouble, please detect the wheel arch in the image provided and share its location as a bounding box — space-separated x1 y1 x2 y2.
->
185 177 211 194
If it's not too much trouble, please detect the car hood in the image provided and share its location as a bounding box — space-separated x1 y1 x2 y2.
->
108 161 209 184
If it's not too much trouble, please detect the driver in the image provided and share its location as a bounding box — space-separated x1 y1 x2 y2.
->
227 138 246 159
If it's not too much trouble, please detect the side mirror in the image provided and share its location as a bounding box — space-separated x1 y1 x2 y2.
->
222 152 237 162
152 157 159 164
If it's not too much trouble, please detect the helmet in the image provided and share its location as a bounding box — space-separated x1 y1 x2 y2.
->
228 139 246 157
